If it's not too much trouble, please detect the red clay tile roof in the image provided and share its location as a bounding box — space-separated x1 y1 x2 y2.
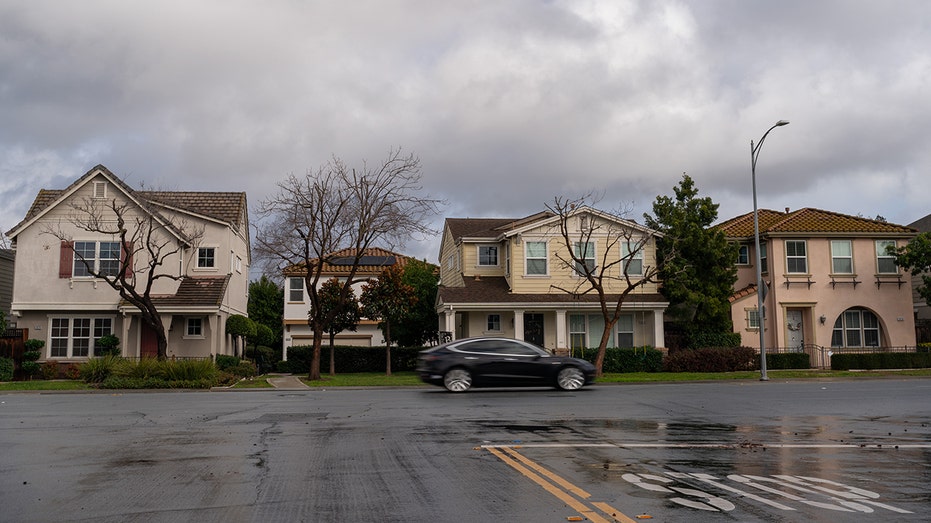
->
716 208 917 238
728 283 758 303
437 276 665 305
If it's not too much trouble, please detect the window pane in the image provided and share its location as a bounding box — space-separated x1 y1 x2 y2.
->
289 277 304 301
833 258 852 273
51 318 69 357
198 248 215 268
479 246 498 266
526 259 547 275
526 242 546 257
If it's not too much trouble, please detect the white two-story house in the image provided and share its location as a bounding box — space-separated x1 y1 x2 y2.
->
4 165 251 361
436 207 668 353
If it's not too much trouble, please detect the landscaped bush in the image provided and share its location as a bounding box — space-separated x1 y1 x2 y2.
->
95 335 121 357
99 376 216 389
281 345 424 374
245 345 279 374
40 361 59 380
576 347 664 373
831 352 931 370
663 346 758 372
0 357 13 381
685 330 742 350
225 360 257 378
765 352 811 370
161 359 218 382
21 339 44 378
79 354 123 383
215 354 241 371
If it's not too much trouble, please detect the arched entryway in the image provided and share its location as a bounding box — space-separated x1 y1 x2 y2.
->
830 307 882 348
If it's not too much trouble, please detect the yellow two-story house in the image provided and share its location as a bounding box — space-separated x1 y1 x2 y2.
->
436 207 668 353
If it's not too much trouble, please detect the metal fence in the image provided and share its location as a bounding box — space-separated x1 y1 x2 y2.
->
766 344 926 369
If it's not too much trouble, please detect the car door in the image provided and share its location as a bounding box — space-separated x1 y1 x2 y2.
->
492 340 549 386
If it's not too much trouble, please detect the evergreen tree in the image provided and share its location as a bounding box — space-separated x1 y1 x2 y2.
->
248 276 284 351
318 277 361 375
891 232 931 308
360 265 417 376
392 259 439 347
644 174 738 333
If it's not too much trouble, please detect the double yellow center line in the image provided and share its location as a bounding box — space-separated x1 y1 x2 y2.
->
484 445 637 523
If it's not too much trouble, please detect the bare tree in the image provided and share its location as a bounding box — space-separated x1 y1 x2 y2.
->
254 149 443 380
45 192 205 360
545 194 667 375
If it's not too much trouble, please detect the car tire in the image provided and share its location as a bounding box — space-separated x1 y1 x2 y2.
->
443 368 472 392
556 366 585 391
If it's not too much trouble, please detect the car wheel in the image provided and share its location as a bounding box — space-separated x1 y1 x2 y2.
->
556 366 585 391
443 368 472 392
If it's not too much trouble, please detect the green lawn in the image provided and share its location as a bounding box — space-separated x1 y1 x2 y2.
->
3 368 931 391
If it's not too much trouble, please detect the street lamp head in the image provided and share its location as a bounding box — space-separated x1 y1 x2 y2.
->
775 120 790 127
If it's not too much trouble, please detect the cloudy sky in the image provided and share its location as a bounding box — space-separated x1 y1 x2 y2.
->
2 1 930 267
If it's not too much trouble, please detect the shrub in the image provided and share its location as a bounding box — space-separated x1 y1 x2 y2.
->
79 354 123 383
20 361 41 376
765 352 811 370
663 346 758 372
117 357 163 379
831 352 931 370
576 347 664 373
0 357 13 381
40 361 59 380
246 345 279 373
214 371 241 387
161 359 217 382
226 361 257 378
96 335 121 357
685 330 742 350
215 355 241 371
63 364 82 380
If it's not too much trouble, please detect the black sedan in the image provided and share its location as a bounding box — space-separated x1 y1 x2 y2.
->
417 337 596 392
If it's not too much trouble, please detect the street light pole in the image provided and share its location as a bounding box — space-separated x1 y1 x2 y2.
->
751 120 789 381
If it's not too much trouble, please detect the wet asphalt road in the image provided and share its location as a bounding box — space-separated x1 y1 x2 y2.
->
1 378 929 522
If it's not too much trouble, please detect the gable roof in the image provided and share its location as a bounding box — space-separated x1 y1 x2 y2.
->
445 206 657 243
283 247 431 277
715 208 917 238
6 164 248 238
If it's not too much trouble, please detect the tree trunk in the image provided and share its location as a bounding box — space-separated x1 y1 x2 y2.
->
308 326 323 380
328 332 336 376
594 318 618 377
385 321 392 377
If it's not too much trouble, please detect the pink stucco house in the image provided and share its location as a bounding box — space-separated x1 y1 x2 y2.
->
717 208 918 366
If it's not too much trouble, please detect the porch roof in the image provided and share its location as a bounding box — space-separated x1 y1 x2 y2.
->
120 275 231 310
437 276 666 306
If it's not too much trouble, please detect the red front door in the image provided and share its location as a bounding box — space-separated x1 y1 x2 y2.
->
140 322 158 358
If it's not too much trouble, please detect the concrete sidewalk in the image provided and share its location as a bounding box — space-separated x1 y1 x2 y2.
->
266 375 311 389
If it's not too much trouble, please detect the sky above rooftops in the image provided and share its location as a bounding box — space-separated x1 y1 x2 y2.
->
2 1 929 266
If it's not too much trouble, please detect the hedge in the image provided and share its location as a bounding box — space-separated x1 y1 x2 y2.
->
831 352 931 370
279 345 424 374
663 346 758 373
576 347 664 373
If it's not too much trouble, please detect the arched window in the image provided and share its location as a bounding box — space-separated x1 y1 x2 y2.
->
831 308 880 348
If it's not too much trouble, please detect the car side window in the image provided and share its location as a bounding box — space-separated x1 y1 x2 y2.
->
498 341 539 356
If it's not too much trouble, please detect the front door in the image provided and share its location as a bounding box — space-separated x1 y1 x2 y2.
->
786 309 804 352
140 322 158 358
524 313 544 346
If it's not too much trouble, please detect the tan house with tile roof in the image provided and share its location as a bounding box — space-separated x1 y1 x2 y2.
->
717 208 918 364
436 207 668 353
4 164 250 360
282 247 421 353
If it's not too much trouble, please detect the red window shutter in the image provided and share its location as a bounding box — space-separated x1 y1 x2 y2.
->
59 241 74 278
122 241 133 278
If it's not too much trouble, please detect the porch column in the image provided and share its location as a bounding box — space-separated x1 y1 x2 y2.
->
207 315 220 357
120 315 132 357
555 309 567 349
442 309 456 341
513 310 524 340
653 310 666 349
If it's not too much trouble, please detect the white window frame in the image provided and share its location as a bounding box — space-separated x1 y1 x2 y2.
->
288 277 304 302
616 314 634 348
573 241 596 276
525 241 548 276
477 245 499 267
197 246 217 270
746 308 760 330
737 244 750 266
569 314 587 350
47 316 114 358
73 241 121 278
831 240 853 274
93 181 107 199
486 314 501 332
185 317 204 338
760 242 768 274
832 309 880 348
622 241 643 276
875 240 897 274
785 240 808 274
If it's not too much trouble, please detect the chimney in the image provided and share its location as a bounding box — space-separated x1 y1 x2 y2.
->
785 207 790 214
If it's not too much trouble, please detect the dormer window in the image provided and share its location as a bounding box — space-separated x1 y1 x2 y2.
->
478 245 498 266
